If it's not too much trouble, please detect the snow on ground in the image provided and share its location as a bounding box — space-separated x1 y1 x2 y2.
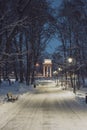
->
0 80 35 104
0 79 87 105
0 80 87 130
75 87 87 105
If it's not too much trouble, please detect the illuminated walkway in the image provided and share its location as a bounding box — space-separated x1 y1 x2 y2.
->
0 84 87 130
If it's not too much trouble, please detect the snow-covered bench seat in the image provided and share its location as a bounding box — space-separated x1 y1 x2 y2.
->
7 92 18 102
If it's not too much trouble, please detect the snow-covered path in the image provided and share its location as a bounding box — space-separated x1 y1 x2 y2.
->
0 85 87 130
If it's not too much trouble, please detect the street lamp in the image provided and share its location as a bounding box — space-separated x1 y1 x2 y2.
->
68 57 73 64
35 63 39 78
58 67 63 87
53 71 58 86
58 67 62 71
68 57 76 94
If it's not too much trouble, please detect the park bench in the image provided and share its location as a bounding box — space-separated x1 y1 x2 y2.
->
7 92 18 102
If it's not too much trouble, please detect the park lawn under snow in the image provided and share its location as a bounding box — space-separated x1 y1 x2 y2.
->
0 80 35 104
0 79 87 105
0 80 87 130
0 79 87 130
0 79 56 103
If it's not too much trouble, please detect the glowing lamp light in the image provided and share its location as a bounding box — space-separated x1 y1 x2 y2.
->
58 67 62 71
36 63 39 67
68 57 73 63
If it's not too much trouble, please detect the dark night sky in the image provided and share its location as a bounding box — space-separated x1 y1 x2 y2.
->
46 0 62 54
46 38 61 54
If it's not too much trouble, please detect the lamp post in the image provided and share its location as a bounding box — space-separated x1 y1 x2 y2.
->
35 63 39 79
53 71 58 86
68 57 76 94
58 67 62 87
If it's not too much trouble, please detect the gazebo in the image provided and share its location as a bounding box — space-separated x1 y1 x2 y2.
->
43 59 52 77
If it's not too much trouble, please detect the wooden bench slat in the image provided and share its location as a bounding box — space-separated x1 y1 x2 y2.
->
7 92 18 102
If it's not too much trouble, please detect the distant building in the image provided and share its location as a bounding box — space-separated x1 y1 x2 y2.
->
43 59 52 77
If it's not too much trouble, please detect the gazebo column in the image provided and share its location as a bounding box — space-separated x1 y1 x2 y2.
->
50 66 52 77
43 66 45 77
47 66 49 77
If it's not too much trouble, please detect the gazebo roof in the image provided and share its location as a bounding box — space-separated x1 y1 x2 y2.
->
43 59 52 65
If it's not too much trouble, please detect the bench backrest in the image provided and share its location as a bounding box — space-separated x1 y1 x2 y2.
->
7 92 12 98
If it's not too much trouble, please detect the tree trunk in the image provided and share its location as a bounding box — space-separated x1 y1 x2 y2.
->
14 63 18 81
19 32 24 83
